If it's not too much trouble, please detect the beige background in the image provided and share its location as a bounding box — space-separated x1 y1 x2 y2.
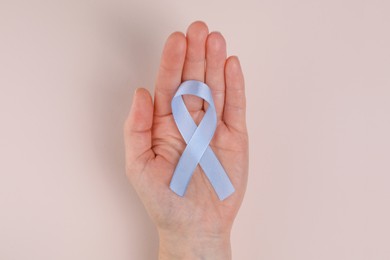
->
1 0 389 259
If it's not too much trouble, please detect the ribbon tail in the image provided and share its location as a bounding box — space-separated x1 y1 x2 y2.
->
199 147 235 200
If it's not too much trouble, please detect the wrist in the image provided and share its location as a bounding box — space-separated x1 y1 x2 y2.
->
158 229 231 260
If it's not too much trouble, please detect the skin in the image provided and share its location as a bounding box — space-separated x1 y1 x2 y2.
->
123 21 248 259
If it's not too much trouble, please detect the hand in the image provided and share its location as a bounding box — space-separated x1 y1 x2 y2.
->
124 21 248 259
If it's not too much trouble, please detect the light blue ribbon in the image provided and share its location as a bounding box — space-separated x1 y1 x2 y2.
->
170 80 235 200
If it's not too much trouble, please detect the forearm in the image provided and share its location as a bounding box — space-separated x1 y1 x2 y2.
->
158 230 232 260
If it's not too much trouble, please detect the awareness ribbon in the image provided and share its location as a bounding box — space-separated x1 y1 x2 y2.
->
169 80 235 200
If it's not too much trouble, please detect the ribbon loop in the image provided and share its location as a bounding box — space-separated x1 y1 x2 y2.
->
169 80 235 200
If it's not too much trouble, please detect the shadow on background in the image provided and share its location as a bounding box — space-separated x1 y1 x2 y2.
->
86 2 178 258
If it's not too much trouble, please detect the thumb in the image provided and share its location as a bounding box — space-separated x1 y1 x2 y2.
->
123 88 154 166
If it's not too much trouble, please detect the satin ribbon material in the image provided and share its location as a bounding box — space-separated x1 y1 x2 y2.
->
169 80 235 200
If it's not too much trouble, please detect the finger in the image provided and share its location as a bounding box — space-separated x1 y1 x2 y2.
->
154 32 186 117
205 31 227 121
182 21 209 113
223 56 247 133
124 88 155 165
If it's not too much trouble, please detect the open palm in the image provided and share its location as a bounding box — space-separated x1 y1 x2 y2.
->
124 21 248 238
